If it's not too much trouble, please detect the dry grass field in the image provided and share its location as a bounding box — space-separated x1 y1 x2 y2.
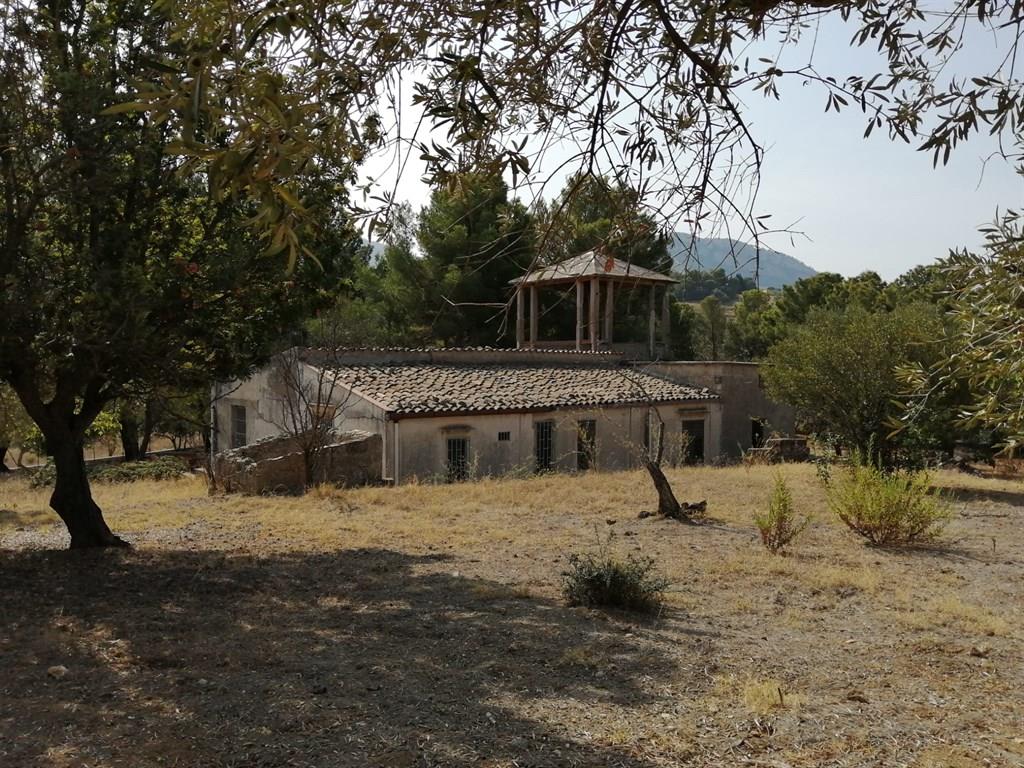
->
1 464 1022 767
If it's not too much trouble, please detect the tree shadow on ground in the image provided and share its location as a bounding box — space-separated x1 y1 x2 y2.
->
939 485 1024 508
0 547 704 767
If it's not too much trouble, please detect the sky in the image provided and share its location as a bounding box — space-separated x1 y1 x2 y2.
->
360 13 1023 281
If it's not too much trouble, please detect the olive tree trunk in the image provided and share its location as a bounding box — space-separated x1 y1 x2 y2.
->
645 459 681 517
50 438 129 548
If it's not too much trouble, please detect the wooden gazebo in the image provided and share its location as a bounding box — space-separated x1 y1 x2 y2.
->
511 249 677 357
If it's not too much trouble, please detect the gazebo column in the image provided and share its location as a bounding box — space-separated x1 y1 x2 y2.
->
529 284 539 349
516 286 525 349
589 277 600 351
604 280 615 346
648 284 656 359
661 287 671 356
575 279 584 351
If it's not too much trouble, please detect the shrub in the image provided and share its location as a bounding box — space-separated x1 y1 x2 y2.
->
753 474 810 554
562 550 668 613
29 456 189 488
827 461 951 547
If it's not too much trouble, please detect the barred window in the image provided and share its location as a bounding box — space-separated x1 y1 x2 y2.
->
446 437 469 482
230 405 247 449
498 431 511 442
534 420 554 472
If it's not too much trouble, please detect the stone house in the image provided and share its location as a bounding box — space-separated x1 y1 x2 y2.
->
212 347 724 483
211 251 796 484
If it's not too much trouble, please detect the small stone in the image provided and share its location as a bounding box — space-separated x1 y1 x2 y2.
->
969 644 992 658
47 665 68 680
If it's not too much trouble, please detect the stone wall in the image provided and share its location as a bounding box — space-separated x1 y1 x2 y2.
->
212 430 382 494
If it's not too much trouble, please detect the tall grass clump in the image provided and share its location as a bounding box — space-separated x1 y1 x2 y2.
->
753 474 810 554
827 459 950 547
562 550 668 614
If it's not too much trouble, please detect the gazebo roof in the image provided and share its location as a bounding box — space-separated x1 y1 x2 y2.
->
513 249 678 286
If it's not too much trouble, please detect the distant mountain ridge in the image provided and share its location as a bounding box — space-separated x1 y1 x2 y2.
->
669 233 817 289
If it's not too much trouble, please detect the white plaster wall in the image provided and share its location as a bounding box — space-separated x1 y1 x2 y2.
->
214 364 391 480
386 401 723 483
211 368 282 453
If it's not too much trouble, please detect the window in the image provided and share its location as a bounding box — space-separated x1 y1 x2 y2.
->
310 402 337 425
497 431 511 442
230 405 247 449
576 420 596 471
534 420 554 472
681 418 705 464
446 437 469 482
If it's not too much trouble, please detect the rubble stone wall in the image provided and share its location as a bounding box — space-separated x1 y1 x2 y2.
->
212 431 382 494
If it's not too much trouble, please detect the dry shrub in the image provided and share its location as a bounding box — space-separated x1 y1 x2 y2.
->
827 462 950 547
753 474 810 554
562 551 668 614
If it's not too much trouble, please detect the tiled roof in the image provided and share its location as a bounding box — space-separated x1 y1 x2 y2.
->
514 250 677 285
326 362 716 417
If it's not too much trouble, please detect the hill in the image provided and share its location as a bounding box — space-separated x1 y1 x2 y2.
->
670 233 817 288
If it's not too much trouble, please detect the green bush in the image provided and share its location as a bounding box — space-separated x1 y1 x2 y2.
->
562 551 668 613
754 474 810 554
827 461 950 547
29 456 189 488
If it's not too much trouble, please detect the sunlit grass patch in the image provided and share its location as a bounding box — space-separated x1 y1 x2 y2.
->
741 677 806 715
896 594 1012 637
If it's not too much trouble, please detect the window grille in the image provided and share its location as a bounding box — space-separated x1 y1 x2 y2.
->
534 420 554 472
446 437 469 482
497 431 511 442
230 405 247 449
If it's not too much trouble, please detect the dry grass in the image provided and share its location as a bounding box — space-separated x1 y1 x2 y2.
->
1 463 1022 768
740 678 806 715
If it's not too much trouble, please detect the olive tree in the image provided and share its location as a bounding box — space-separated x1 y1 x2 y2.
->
131 0 1024 257
0 1 355 547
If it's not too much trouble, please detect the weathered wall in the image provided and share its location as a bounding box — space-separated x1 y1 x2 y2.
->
213 363 391 478
385 401 723 483
211 367 281 453
643 362 795 458
213 431 382 494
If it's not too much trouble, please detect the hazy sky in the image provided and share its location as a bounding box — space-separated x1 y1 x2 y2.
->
362 14 1022 281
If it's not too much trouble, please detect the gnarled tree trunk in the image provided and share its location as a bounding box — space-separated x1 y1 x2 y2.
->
50 439 129 548
645 460 681 518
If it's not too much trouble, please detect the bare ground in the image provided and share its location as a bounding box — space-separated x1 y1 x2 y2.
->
0 464 1022 767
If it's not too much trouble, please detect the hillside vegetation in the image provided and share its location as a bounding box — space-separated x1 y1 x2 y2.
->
670 233 817 289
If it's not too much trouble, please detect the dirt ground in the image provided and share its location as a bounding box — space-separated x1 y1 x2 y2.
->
1 464 1022 768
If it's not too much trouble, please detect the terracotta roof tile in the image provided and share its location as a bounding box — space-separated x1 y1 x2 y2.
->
326 362 716 416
